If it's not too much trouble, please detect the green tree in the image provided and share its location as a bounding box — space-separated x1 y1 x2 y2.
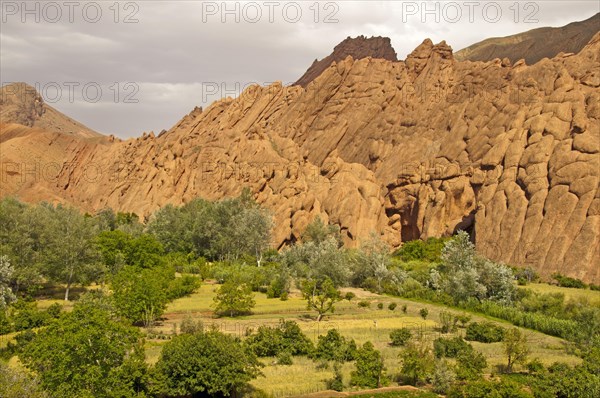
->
354 233 393 292
42 204 100 301
455 348 487 380
153 329 262 396
399 339 435 386
0 255 16 308
313 329 357 362
420 308 429 320
302 216 342 246
432 359 456 394
19 301 147 398
111 265 170 326
389 328 412 346
503 328 529 372
301 277 341 321
350 341 388 388
214 277 256 317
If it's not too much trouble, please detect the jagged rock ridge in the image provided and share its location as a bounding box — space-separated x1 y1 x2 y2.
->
294 35 398 87
1 33 599 283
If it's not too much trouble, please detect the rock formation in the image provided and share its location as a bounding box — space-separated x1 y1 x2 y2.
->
294 35 398 87
455 12 600 65
1 32 599 283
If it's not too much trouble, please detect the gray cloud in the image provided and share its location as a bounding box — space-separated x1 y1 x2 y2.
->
1 0 598 138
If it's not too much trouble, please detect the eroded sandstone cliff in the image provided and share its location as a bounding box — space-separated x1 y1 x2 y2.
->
1 33 599 282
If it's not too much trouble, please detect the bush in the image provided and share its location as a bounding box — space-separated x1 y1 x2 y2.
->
167 275 201 300
526 358 545 374
344 292 356 301
350 341 388 388
455 349 487 380
276 351 293 365
393 237 448 262
11 302 48 332
245 320 313 357
389 328 412 346
439 310 457 333
465 322 505 343
388 302 397 311
552 273 587 289
326 362 344 391
377 303 384 310
419 308 429 320
455 313 472 328
45 303 62 319
402 304 408 313
179 314 204 335
154 329 262 396
433 337 472 358
432 360 456 394
312 329 357 362
448 380 533 398
357 300 370 308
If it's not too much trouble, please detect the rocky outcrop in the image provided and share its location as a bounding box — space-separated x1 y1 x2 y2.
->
1 33 599 283
294 35 398 87
455 12 600 65
0 83 102 138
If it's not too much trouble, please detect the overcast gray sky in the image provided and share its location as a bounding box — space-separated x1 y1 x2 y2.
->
1 1 598 138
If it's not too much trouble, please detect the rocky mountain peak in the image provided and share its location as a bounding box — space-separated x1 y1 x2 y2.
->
294 35 398 87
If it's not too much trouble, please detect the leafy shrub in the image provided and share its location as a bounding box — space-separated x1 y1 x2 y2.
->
388 302 397 311
439 310 457 333
402 304 408 313
526 358 545 374
433 337 472 358
167 275 201 300
276 350 293 365
448 380 533 398
552 273 587 289
432 360 456 394
455 313 471 328
179 314 204 335
11 302 48 331
326 362 344 391
419 308 429 320
377 303 384 310
357 301 370 308
455 348 488 380
0 309 11 334
45 303 62 319
393 237 448 262
155 329 262 396
389 328 412 346
344 292 356 301
350 341 388 388
245 320 313 357
465 322 505 343
312 329 357 362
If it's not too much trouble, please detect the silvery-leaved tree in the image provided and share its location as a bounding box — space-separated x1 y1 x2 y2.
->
0 255 16 308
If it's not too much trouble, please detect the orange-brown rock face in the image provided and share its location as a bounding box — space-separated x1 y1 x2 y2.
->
1 34 599 283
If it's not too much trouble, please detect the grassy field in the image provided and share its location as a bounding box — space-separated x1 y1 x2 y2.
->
142 281 582 397
521 283 600 305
